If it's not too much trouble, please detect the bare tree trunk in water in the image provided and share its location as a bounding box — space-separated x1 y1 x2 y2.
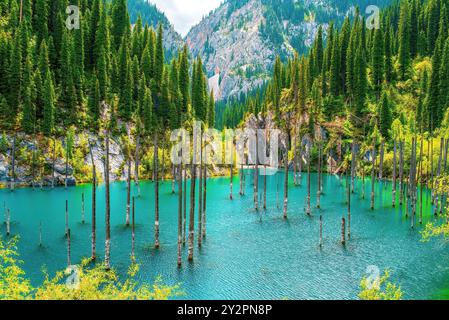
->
126 158 131 226
411 137 417 228
419 135 424 224
371 138 376 210
202 162 207 239
306 148 311 216
52 137 56 189
393 140 397 207
39 221 42 247
239 162 244 196
293 135 297 186
347 161 351 239
378 140 385 181
317 144 322 209
65 200 69 237
132 196 135 259
399 141 404 206
105 131 111 270
10 135 16 192
254 131 259 211
229 162 233 200
283 148 289 219
351 143 356 193
154 134 160 249
188 131 197 262
341 217 346 246
435 137 444 216
135 135 140 197
67 229 71 267
183 167 187 245
198 133 203 249
6 209 10 236
89 141 96 260
172 164 176 194
263 166 267 210
65 137 69 189
178 161 183 267
298 136 302 186
81 193 85 224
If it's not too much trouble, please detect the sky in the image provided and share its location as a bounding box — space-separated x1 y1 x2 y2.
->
148 0 223 37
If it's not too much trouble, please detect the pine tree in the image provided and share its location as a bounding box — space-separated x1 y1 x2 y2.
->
142 87 153 133
439 38 449 118
398 0 410 80
179 45 190 114
329 31 340 96
33 0 48 46
42 70 55 136
111 0 130 50
354 45 367 119
371 28 384 99
379 92 392 139
154 24 164 91
8 31 22 114
384 21 393 83
315 26 324 74
208 91 215 128
88 76 101 127
60 31 77 120
428 40 443 128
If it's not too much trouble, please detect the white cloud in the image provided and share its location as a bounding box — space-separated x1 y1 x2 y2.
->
148 0 223 37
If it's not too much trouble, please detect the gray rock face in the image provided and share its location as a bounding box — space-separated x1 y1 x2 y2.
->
185 0 344 100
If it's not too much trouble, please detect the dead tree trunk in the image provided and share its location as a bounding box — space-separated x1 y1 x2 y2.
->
188 131 197 262
65 137 69 189
178 161 183 267
154 134 160 249
39 221 42 247
172 164 176 194
378 140 385 181
105 130 111 270
10 135 16 191
371 138 376 210
202 162 207 239
283 148 289 219
81 193 85 224
183 167 187 245
293 135 297 186
351 142 356 193
52 137 56 189
411 137 417 228
341 217 346 246
132 196 135 259
317 143 322 209
306 147 311 216
126 158 131 226
89 140 97 261
135 134 140 197
65 200 69 237
263 166 267 210
67 229 71 267
399 141 404 206
419 135 424 224
229 162 233 200
254 131 259 211
347 160 351 239
6 208 10 236
393 140 397 207
435 137 444 215
239 162 244 196
298 136 302 186
198 133 203 249
319 214 323 247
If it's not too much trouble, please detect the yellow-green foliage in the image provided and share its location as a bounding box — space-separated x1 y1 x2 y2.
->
1 237 183 300
359 270 403 300
422 176 449 242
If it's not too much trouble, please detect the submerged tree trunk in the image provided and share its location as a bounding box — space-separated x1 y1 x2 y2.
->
341 217 346 246
135 135 140 197
132 196 135 259
89 141 97 261
10 135 16 191
254 131 259 211
81 193 85 224
393 140 397 207
67 229 71 267
188 131 197 262
202 162 207 239
399 141 404 206
104 130 111 270
172 164 176 194
154 135 160 249
263 166 267 210
347 161 351 239
178 162 183 267
52 137 56 189
298 136 302 186
105 131 111 270
65 137 69 189
240 162 244 196
293 135 297 186
351 142 356 193
283 148 289 219
435 137 444 215
419 135 424 224
126 158 131 226
65 200 69 237
229 162 233 200
317 144 322 208
371 138 376 210
198 133 203 249
6 208 10 236
306 148 311 216
183 167 187 245
410 137 417 228
378 140 385 181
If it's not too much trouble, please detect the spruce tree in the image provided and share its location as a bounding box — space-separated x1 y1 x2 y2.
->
179 45 190 113
379 92 392 139
42 70 55 136
208 91 215 128
398 0 410 80
371 28 384 99
111 0 130 50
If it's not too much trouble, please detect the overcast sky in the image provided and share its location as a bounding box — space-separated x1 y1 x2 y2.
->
148 0 223 37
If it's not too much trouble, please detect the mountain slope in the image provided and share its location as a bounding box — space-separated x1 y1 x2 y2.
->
186 0 392 100
128 0 184 58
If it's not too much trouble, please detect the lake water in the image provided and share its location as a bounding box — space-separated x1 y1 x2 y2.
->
1 171 449 300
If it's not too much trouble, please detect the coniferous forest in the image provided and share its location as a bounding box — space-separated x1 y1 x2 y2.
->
1 0 449 302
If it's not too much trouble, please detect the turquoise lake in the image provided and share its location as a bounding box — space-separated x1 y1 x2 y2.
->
1 171 449 300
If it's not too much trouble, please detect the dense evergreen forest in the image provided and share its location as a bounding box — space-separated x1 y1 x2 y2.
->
0 0 215 138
